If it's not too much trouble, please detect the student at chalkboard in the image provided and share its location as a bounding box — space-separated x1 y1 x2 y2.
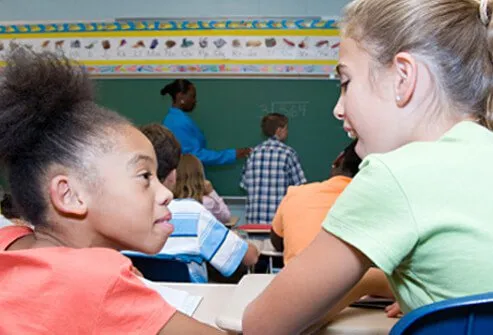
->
161 79 251 166
174 154 232 224
140 124 259 283
240 113 306 224
0 50 222 334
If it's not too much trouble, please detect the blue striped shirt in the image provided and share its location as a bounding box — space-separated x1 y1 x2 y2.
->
160 199 248 283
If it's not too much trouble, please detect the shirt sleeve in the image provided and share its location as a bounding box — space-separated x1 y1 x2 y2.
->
191 146 236 166
202 190 231 224
177 124 236 166
286 151 307 186
322 156 418 275
240 158 252 190
96 265 177 334
198 209 248 277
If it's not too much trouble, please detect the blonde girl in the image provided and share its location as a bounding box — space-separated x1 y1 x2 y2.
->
175 154 231 223
243 0 493 333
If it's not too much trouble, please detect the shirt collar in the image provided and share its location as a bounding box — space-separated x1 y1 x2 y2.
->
169 107 194 122
324 175 352 192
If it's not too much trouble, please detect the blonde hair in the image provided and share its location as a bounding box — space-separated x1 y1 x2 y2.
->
174 154 206 202
341 0 493 129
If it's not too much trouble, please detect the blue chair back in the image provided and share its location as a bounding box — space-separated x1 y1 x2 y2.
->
122 252 192 282
390 292 493 335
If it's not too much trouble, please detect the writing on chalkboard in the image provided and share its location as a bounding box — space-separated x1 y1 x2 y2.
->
258 100 309 119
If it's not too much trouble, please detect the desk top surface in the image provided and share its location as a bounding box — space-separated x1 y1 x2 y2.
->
162 275 398 334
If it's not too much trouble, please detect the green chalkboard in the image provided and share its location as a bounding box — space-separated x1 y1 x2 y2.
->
94 78 350 196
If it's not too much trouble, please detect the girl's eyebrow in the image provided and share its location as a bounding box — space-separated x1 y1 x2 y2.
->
127 154 155 169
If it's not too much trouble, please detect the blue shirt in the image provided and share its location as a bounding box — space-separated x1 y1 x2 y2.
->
163 107 236 166
160 199 248 283
240 137 306 223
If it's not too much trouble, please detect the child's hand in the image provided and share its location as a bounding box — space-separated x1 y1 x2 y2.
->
204 180 214 195
385 302 402 318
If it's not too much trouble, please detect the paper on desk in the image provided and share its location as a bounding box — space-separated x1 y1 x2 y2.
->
216 274 275 332
140 277 203 316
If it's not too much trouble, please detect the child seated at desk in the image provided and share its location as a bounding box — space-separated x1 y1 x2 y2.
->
271 140 398 319
140 124 259 283
243 0 493 333
0 50 221 334
174 154 231 224
240 113 306 224
270 140 361 265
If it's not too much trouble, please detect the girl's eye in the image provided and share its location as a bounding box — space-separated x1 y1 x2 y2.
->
140 172 152 182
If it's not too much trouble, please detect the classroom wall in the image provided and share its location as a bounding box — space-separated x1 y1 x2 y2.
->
0 0 348 22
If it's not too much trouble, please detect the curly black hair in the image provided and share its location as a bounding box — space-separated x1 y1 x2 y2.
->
160 79 193 102
0 49 129 225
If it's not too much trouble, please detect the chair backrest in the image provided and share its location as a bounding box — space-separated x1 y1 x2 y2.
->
390 292 493 335
123 252 191 283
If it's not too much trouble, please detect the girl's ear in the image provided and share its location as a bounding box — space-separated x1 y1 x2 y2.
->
393 52 418 108
49 175 88 217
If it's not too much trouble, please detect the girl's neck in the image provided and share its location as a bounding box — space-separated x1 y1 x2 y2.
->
172 103 187 112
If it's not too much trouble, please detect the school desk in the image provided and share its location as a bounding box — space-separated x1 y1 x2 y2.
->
161 275 398 334
242 233 283 273
247 237 276 253
260 249 284 274
236 223 272 234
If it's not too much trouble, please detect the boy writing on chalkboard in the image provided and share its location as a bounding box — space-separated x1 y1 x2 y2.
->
240 113 306 224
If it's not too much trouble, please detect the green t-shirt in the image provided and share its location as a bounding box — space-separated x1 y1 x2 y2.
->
323 121 493 313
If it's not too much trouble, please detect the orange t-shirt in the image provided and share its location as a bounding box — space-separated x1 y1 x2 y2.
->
0 226 176 334
272 176 351 264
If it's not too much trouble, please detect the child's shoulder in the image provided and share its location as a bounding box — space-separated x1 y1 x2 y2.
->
1 246 133 302
254 138 295 153
49 247 132 280
169 198 204 212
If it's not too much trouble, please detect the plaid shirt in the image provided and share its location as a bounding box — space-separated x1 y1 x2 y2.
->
240 137 306 223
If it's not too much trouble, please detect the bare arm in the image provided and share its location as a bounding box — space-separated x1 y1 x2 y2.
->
301 268 393 334
158 312 225 334
242 243 260 266
203 186 232 224
243 230 371 335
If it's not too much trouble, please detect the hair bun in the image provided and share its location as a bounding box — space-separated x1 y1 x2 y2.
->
160 84 171 96
0 48 94 163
